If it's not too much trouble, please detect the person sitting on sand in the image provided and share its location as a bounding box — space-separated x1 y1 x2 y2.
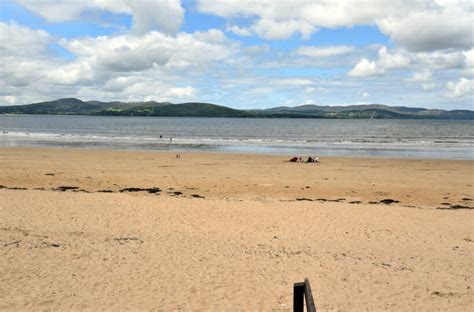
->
306 156 314 163
289 156 298 162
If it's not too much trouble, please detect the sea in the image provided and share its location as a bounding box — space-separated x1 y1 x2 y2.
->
0 115 473 160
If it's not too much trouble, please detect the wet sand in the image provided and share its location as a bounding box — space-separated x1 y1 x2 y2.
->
0 147 473 310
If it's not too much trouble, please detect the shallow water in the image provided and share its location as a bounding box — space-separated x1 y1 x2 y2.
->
0 115 473 159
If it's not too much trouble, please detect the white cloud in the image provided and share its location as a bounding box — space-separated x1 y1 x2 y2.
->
348 47 410 77
348 58 382 77
253 18 315 40
0 22 55 87
0 22 52 56
168 86 197 99
377 5 473 52
407 70 432 82
297 45 354 58
416 50 466 70
444 78 473 98
422 82 436 90
272 78 313 87
61 29 235 74
3 96 17 104
0 21 237 105
377 47 410 69
464 49 474 68
197 0 473 52
17 0 185 34
463 49 474 75
362 92 369 97
226 25 252 37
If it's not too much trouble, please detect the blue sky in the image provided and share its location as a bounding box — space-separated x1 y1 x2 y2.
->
0 0 472 109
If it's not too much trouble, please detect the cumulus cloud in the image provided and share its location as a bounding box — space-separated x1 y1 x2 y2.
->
59 28 235 76
3 96 17 104
348 58 382 77
0 22 52 56
0 22 55 88
444 78 474 97
0 21 236 105
463 49 474 75
407 70 432 82
253 18 315 40
226 25 252 37
422 82 436 90
297 45 354 58
377 5 473 52
348 47 410 77
416 50 466 70
197 0 472 52
17 0 185 34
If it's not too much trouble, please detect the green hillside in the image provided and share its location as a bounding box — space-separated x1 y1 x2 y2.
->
0 98 472 119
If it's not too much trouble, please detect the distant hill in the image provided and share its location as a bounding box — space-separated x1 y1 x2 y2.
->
0 98 472 119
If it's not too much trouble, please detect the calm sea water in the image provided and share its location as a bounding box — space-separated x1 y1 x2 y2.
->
0 115 473 159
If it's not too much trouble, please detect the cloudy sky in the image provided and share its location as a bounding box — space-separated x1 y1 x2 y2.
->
0 0 473 109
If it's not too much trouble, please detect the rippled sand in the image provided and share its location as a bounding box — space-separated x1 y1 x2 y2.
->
1 148 473 310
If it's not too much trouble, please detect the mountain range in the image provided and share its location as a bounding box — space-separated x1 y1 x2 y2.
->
0 98 472 119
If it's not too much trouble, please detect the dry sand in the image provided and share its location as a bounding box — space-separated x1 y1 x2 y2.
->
0 147 473 311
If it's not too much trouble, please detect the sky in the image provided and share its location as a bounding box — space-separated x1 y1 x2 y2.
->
0 0 473 109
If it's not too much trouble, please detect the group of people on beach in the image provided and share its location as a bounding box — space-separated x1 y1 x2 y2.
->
289 155 320 163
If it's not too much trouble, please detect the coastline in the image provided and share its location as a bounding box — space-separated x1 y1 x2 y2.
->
1 147 473 310
1 115 473 160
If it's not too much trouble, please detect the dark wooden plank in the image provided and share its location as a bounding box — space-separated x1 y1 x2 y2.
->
294 282 305 312
304 278 317 312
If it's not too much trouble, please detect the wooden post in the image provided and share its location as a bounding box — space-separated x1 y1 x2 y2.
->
294 282 305 312
304 278 317 312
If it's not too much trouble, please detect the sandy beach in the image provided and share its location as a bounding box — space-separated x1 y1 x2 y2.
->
1 147 473 311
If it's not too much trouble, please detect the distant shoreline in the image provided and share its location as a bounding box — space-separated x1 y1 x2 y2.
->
1 98 472 119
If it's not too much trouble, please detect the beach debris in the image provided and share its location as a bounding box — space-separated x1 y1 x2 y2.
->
113 237 143 244
191 194 205 199
146 187 161 194
49 243 63 248
296 198 313 201
97 189 114 193
349 201 362 204
45 173 55 176
170 191 183 196
0 185 6 189
4 240 21 247
462 198 472 201
379 199 399 205
440 202 451 206
120 187 146 192
431 291 457 298
119 187 161 194
437 205 473 210
55 186 79 192
7 187 28 190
